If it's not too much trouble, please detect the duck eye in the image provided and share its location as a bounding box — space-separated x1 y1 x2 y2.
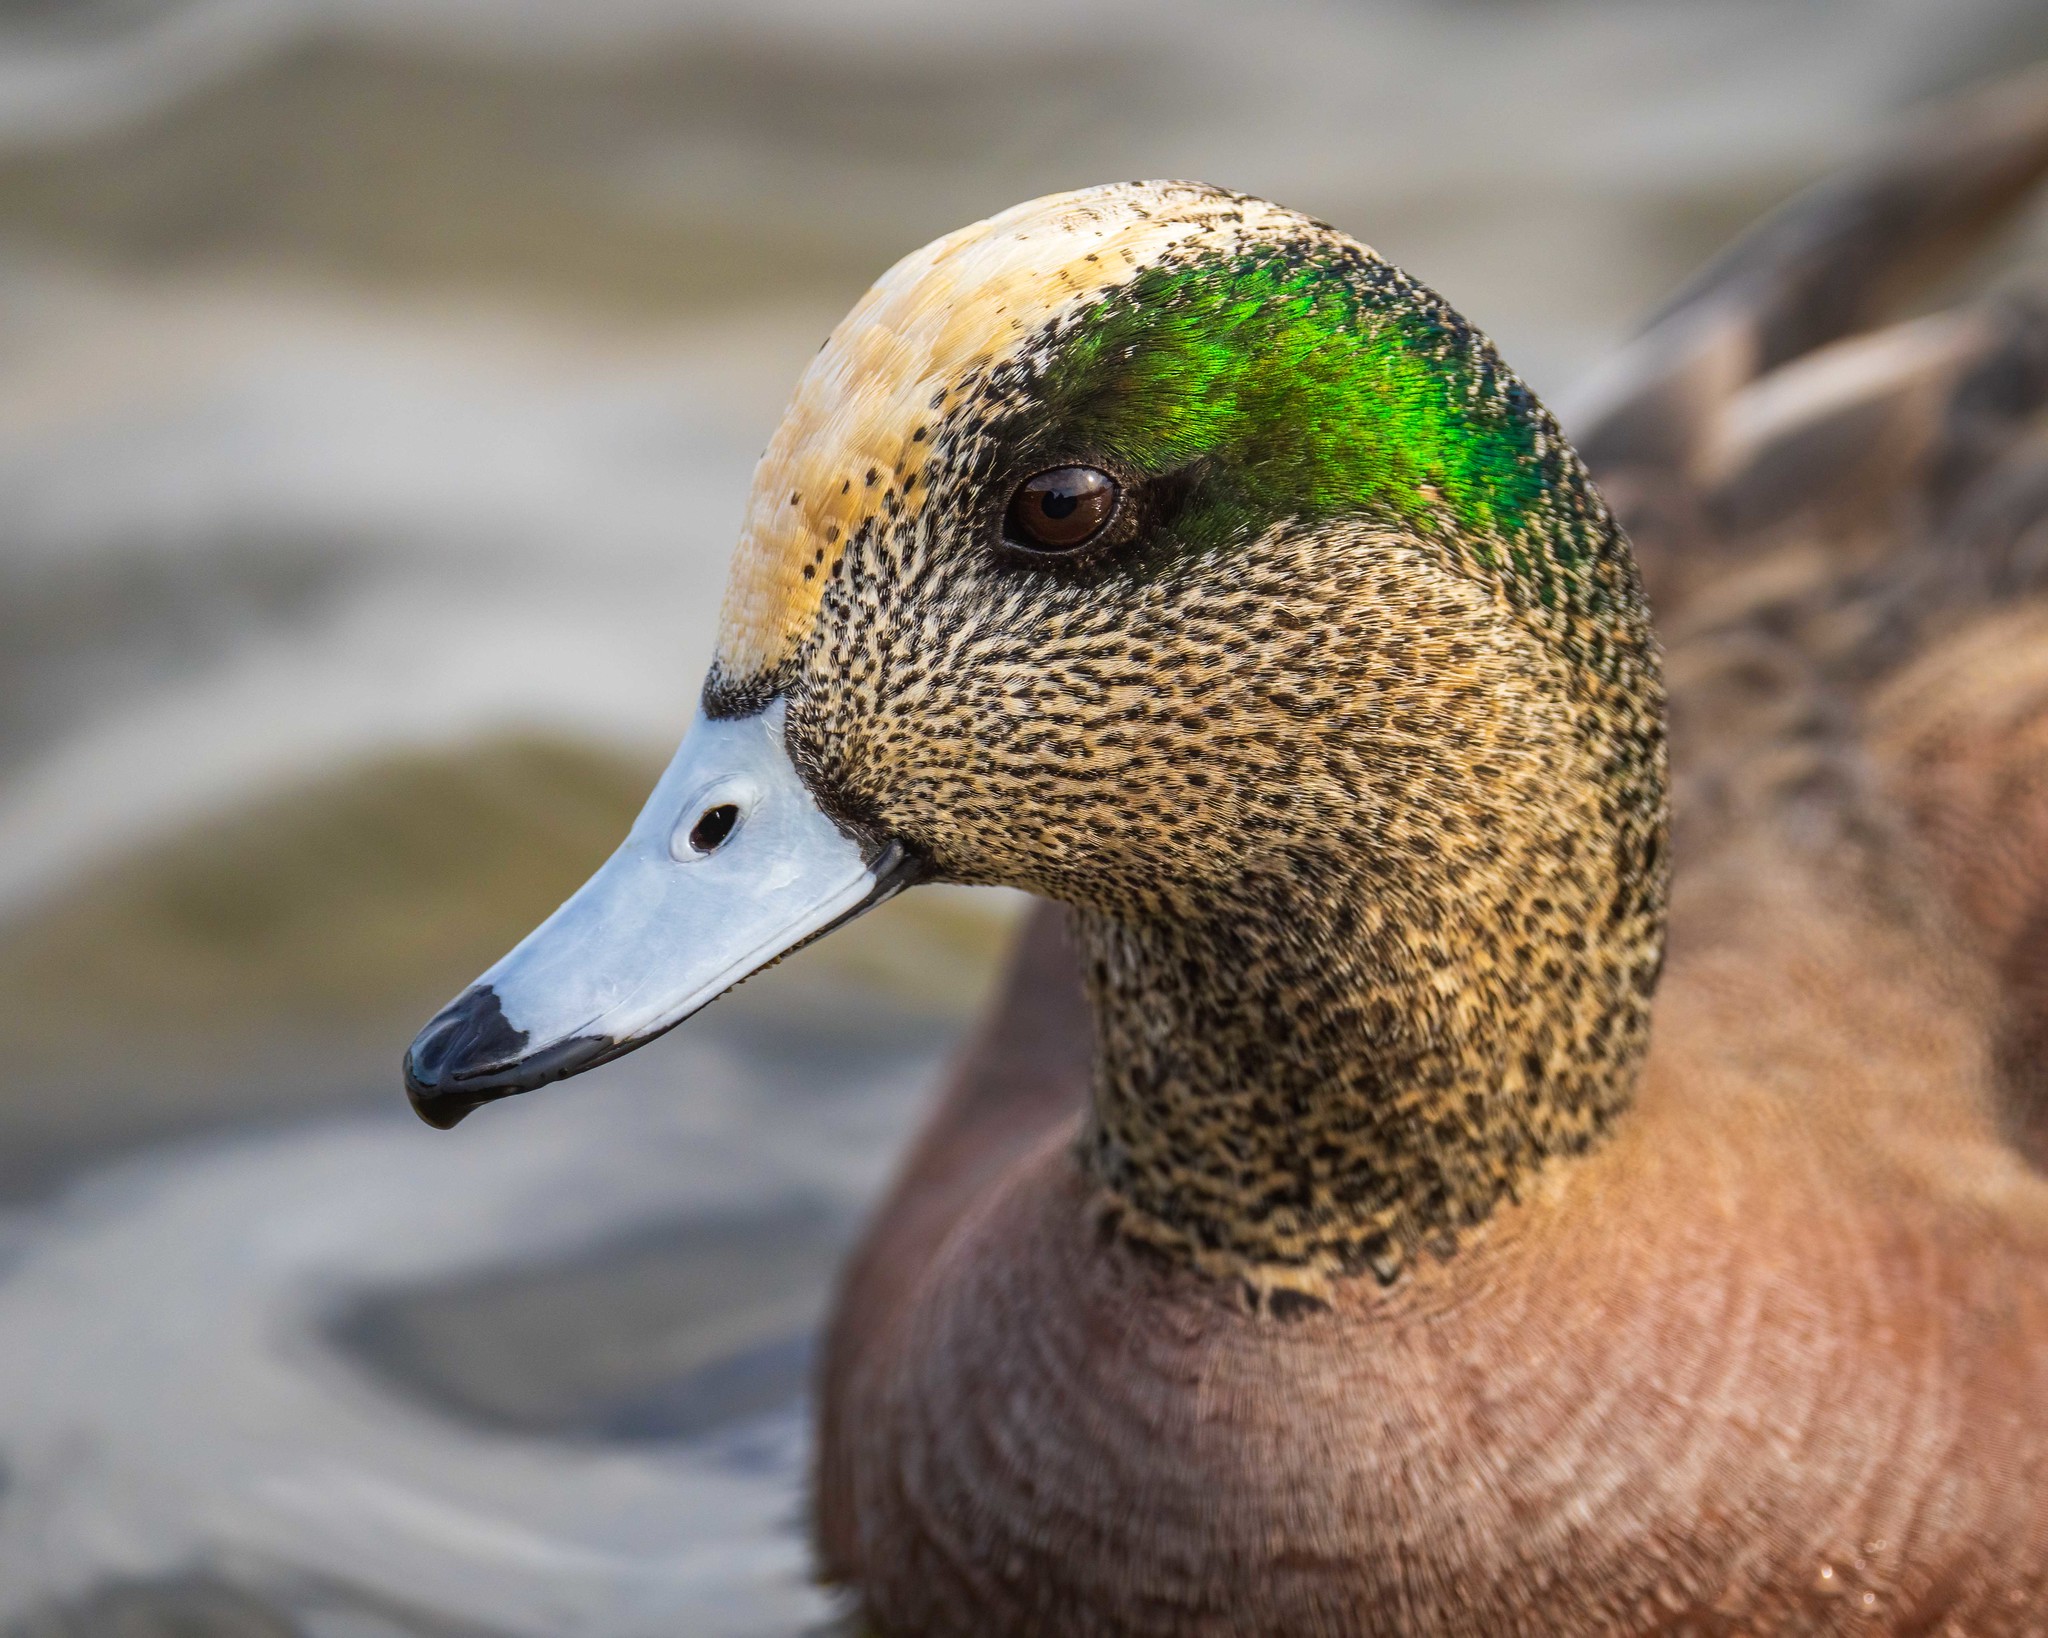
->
1005 465 1119 553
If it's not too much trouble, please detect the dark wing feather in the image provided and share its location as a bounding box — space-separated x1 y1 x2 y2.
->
1572 65 2048 1165
1573 62 2048 494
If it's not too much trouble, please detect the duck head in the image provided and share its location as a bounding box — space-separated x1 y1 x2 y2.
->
406 182 1668 1289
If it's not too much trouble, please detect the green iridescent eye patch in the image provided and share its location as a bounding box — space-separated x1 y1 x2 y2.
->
1020 242 1611 620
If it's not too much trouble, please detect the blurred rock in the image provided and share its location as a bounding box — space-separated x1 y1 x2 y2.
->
7 1578 513 1638
9 1580 297 1638
331 1198 846 1442
0 31 1156 319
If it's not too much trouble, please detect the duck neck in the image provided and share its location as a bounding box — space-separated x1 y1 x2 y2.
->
1072 730 1667 1296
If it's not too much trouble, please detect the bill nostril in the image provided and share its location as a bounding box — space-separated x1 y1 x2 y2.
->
688 803 741 854
668 773 760 862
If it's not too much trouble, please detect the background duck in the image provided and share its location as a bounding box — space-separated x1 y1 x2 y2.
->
406 71 2048 1637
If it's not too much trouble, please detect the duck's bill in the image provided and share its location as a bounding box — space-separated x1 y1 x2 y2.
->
402 699 922 1130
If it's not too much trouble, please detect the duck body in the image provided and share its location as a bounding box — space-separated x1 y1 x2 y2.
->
821 876 2048 1635
403 73 2048 1637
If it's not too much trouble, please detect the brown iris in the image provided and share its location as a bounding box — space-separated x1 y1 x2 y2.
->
1005 465 1119 552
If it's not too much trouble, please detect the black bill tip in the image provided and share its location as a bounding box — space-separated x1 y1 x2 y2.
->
402 984 613 1130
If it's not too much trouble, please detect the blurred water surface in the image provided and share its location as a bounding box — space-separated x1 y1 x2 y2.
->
0 0 2041 1631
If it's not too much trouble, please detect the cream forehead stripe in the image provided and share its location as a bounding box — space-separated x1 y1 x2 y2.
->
710 181 1309 683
